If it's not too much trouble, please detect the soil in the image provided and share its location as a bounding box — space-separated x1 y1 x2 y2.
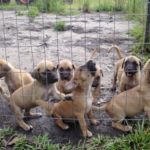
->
0 11 136 144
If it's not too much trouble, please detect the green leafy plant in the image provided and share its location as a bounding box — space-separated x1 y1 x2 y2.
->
54 21 66 31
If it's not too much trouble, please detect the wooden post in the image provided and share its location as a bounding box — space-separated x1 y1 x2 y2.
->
144 0 150 51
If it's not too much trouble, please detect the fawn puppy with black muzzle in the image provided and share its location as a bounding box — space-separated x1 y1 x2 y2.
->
10 60 69 131
51 60 99 138
109 45 142 92
93 59 150 132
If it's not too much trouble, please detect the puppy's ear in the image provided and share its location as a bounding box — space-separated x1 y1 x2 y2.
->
72 64 76 70
31 68 40 80
3 64 11 72
56 64 59 70
100 69 104 77
139 61 143 70
122 58 125 68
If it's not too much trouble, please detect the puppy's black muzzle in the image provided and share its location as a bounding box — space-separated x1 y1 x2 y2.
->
60 71 71 81
85 60 97 76
124 62 138 77
42 71 58 85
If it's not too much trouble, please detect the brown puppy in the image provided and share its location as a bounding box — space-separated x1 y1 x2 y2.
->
0 59 33 94
93 59 150 132
10 60 68 131
109 45 142 92
57 59 76 94
50 60 99 138
91 64 103 103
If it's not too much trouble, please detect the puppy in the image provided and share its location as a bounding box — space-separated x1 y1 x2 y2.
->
91 64 103 103
93 59 150 132
109 45 142 92
10 60 68 131
0 59 33 94
57 59 76 94
50 60 99 138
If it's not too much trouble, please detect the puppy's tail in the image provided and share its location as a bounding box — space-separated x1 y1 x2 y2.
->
92 103 107 111
0 87 10 102
108 45 124 59
90 48 99 60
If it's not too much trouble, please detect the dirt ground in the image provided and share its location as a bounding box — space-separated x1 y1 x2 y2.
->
0 11 136 143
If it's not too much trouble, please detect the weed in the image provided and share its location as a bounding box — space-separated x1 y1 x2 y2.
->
35 0 65 14
54 21 66 31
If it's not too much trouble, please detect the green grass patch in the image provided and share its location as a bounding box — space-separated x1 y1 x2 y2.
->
35 0 65 14
130 23 150 63
0 121 150 150
54 21 66 31
27 6 39 18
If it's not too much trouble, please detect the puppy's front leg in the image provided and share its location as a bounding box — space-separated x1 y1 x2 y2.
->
75 113 92 138
24 109 42 118
53 84 73 101
10 101 33 131
87 110 99 125
112 121 132 132
35 99 54 115
92 85 100 103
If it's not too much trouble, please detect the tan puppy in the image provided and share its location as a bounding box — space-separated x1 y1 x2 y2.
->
57 59 76 94
0 59 33 94
93 59 150 132
50 60 99 138
10 60 68 131
109 45 142 92
91 64 103 103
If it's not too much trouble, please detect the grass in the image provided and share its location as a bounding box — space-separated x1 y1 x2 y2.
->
0 121 150 150
54 21 66 31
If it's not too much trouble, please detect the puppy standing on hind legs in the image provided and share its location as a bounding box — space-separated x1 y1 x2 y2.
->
10 60 70 131
51 60 99 138
108 45 142 92
93 58 150 132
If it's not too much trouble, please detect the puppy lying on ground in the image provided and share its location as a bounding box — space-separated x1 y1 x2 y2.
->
10 60 70 131
57 59 76 94
50 60 99 138
93 59 150 132
109 45 142 92
91 64 103 104
0 59 33 94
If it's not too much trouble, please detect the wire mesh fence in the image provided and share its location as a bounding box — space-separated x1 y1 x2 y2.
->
0 0 149 140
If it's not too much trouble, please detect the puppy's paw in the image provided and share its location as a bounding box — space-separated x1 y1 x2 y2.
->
64 95 73 101
124 125 132 132
83 130 93 138
87 130 93 138
91 119 100 126
62 124 69 130
51 98 61 103
24 125 33 131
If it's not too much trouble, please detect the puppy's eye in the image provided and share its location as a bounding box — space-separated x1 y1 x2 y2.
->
66 68 71 71
59 67 64 71
96 76 100 80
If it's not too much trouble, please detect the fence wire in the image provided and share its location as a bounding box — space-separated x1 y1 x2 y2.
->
0 0 149 135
